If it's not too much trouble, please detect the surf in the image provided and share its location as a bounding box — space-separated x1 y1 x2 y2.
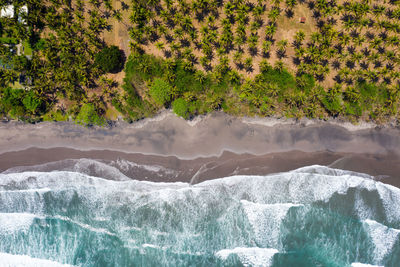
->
0 164 399 266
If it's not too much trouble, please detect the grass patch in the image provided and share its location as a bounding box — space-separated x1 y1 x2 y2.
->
0 37 17 44
43 110 68 121
22 40 32 56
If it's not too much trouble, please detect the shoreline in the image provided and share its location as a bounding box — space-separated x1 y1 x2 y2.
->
1 111 400 188
1 147 399 188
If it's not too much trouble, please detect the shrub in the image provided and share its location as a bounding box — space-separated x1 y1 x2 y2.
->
321 94 342 116
0 87 26 118
22 91 42 114
95 45 124 73
35 39 46 50
75 103 105 126
149 78 172 106
172 98 189 119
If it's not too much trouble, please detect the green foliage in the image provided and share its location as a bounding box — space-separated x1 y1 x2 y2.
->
345 102 362 117
0 0 399 124
125 53 164 82
296 74 315 92
173 63 204 93
12 56 30 72
357 82 377 99
75 103 105 126
149 78 173 106
257 64 296 94
35 39 46 50
0 87 26 118
0 37 17 44
22 40 32 56
172 98 189 119
43 110 68 121
321 92 342 116
95 45 125 73
23 91 42 114
111 98 125 114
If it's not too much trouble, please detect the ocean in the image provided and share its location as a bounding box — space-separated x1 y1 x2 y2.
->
0 161 399 267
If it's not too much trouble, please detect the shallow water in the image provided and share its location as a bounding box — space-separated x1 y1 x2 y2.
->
0 163 399 267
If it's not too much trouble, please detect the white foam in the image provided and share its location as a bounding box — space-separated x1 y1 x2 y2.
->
328 120 376 131
1 165 400 265
128 110 172 129
216 247 278 267
71 158 130 181
112 158 178 176
142 244 161 249
0 188 51 194
242 116 294 127
241 200 302 248
186 113 209 126
0 171 188 193
52 215 117 237
0 213 36 233
351 263 383 267
0 252 76 267
2 165 400 227
0 211 118 238
363 219 400 264
2 166 400 245
375 182 400 225
241 115 377 131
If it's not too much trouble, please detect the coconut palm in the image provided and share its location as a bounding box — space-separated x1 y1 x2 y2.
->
228 70 241 84
268 7 280 21
244 57 253 73
194 70 206 83
274 60 284 73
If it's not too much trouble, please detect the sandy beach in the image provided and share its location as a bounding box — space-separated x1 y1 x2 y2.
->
1 111 400 187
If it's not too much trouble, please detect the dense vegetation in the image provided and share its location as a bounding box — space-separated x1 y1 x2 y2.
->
95 45 124 73
0 0 121 125
1 0 400 125
116 0 400 123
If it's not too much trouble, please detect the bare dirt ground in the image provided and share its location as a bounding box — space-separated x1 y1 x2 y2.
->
102 0 131 86
139 1 318 79
99 0 132 119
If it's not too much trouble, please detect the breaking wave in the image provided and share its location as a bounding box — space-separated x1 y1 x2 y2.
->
0 164 399 266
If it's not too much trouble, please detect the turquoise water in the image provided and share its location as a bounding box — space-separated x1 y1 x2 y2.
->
0 165 399 266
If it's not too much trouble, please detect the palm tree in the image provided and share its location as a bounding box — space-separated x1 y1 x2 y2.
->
285 9 294 18
344 86 360 103
295 30 305 43
228 70 241 84
155 41 165 50
244 57 253 73
268 7 280 22
194 70 206 83
267 83 279 97
261 41 272 58
274 60 284 73
265 23 277 38
113 10 122 22
372 5 385 18
277 39 288 58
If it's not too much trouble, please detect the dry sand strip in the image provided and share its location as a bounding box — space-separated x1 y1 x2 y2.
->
0 111 399 158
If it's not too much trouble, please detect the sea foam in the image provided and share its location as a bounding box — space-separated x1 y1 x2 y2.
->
216 247 278 267
0 253 76 267
240 200 303 248
0 165 399 266
363 219 400 264
0 213 36 234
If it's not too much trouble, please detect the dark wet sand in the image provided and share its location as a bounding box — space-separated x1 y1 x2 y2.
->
1 111 399 187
